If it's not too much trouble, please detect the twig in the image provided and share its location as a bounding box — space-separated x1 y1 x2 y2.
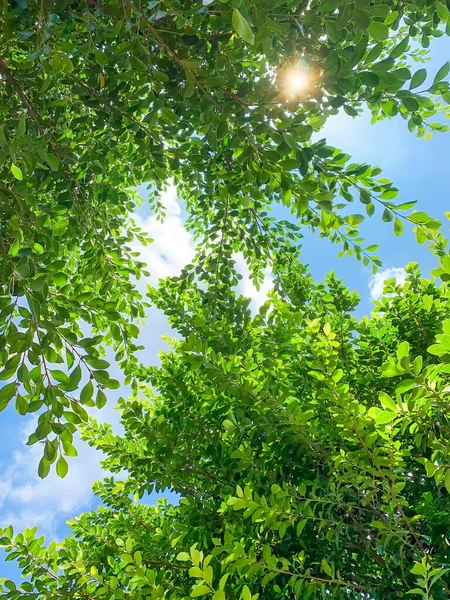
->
0 55 63 160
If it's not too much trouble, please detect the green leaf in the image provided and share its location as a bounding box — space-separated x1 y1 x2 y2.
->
382 208 393 222
53 272 68 287
85 357 110 369
15 394 28 415
180 59 203 72
445 470 450 494
368 21 389 41
379 392 396 411
232 9 254 45
434 61 450 84
18 113 26 136
189 566 203 578
389 36 409 59
0 124 6 146
56 455 68 478
44 439 58 462
410 69 427 90
396 379 415 394
411 563 426 576
0 383 15 404
355 9 370 29
397 341 410 359
437 3 449 21
63 443 78 457
393 217 403 236
46 153 60 171
38 456 50 479
177 552 190 561
325 20 339 44
50 370 69 383
376 411 397 424
67 365 82 389
428 344 445 356
11 164 23 180
9 239 20 257
52 219 69 236
80 380 94 403
191 586 211 597
241 586 252 600
321 558 333 578
402 97 419 112
408 212 432 225
96 389 107 409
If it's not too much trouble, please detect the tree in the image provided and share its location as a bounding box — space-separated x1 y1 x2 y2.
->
1 0 450 470
2 251 450 598
2 0 450 597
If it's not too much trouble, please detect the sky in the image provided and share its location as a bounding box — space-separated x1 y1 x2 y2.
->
1 35 450 581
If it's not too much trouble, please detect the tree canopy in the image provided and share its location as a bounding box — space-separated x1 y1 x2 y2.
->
3 257 450 598
1 0 450 462
1 0 450 598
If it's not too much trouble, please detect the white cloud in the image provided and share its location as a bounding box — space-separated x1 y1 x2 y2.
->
320 107 407 167
369 267 407 301
0 418 105 539
0 185 194 540
234 253 273 312
0 185 274 541
133 183 195 284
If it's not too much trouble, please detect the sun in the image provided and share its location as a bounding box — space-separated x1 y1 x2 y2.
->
287 70 309 93
277 61 311 99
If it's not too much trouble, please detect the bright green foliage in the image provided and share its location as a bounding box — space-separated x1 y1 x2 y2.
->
2 2 450 595
1 0 450 472
3 249 450 598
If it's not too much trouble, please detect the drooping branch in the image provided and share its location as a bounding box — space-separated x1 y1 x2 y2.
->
0 55 63 160
0 56 47 136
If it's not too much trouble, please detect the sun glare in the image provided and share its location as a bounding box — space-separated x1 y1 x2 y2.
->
287 69 309 93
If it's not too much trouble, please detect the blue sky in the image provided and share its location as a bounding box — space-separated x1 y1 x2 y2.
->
1 36 450 581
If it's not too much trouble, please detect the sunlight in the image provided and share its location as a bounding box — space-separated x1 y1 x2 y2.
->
287 69 309 93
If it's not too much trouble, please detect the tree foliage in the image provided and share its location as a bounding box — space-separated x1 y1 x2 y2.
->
2 0 450 597
1 0 450 466
3 252 450 598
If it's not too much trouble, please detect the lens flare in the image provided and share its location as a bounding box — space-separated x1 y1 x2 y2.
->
286 68 309 94
287 69 309 93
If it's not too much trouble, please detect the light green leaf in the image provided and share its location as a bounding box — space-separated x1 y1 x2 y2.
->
11 164 23 180
191 586 211 597
393 217 403 236
410 563 426 576
445 470 450 494
232 9 255 45
177 552 191 561
379 392 396 411
9 239 20 256
368 21 389 41
38 456 50 479
56 456 68 478
241 585 252 600
376 411 397 425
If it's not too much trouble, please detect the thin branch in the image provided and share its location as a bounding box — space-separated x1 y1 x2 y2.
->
0 55 63 160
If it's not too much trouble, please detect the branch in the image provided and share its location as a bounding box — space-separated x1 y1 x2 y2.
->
0 55 63 160
0 56 46 135
146 23 222 112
